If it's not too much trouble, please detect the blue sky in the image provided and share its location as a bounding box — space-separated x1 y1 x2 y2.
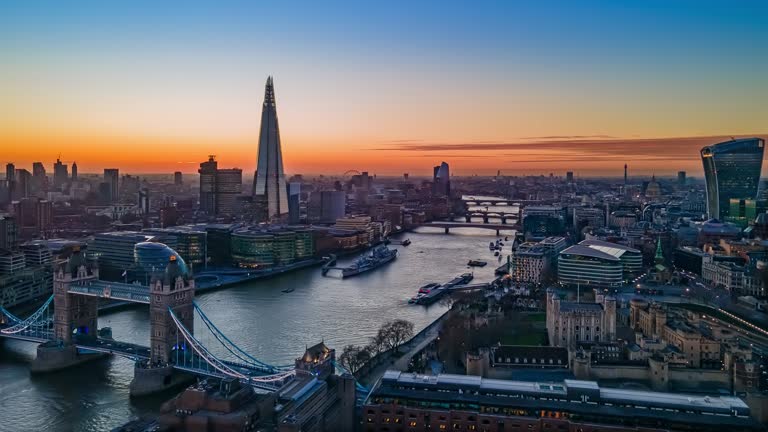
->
1 1 766 175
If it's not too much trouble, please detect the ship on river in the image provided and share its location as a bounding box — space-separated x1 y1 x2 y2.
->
339 245 398 278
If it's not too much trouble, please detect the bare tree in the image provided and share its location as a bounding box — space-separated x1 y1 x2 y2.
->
368 331 388 356
379 319 415 353
339 345 371 374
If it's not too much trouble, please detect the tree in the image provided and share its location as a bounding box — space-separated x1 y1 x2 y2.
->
368 331 388 356
339 345 371 374
379 319 415 353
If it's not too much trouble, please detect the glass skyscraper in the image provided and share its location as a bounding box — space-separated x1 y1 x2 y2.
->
252 76 289 222
701 138 765 221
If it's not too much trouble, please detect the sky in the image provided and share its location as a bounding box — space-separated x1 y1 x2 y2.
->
1 1 767 177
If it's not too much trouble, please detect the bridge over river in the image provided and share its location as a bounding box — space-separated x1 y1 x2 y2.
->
0 253 332 396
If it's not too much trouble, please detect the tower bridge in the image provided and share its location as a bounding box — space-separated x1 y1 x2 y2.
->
0 250 300 396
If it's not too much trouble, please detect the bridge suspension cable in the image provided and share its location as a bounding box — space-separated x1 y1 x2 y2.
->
169 306 295 385
169 306 250 379
1 295 54 335
192 302 292 373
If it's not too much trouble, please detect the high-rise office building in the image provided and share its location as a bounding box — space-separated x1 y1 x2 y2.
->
53 158 68 188
14 169 31 199
104 169 120 203
566 171 574 183
138 188 150 215
701 138 765 221
308 190 346 223
174 171 183 186
432 161 450 196
12 198 52 236
0 214 18 250
215 169 242 215
198 156 243 216
199 156 218 214
5 163 15 198
71 161 78 180
32 162 47 194
252 76 289 221
677 170 686 187
5 163 14 183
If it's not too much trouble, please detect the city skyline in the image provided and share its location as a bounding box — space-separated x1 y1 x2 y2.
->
2 1 767 176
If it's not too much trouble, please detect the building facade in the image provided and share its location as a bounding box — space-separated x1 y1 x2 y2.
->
546 289 617 348
197 156 243 216
363 371 760 432
558 239 641 288
701 137 765 221
252 76 289 221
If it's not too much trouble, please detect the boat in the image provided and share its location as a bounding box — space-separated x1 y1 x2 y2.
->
415 273 474 306
340 245 398 278
467 260 487 267
282 288 295 293
408 293 426 304
419 282 441 294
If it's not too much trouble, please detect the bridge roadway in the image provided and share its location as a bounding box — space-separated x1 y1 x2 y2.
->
464 198 550 206
0 327 152 360
67 280 151 304
0 326 285 389
414 221 520 233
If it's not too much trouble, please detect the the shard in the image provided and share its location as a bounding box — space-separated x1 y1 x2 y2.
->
252 76 289 221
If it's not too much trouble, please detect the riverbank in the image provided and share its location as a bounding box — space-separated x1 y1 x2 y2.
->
355 306 454 388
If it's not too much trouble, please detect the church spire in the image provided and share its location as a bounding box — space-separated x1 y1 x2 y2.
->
654 237 664 264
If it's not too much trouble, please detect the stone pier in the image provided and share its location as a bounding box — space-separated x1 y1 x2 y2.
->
130 365 193 397
30 342 105 373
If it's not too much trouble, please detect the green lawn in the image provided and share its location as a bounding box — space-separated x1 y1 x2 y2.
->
523 312 546 322
500 331 546 346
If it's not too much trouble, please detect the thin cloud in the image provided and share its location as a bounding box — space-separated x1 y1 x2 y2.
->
519 135 617 140
373 134 768 162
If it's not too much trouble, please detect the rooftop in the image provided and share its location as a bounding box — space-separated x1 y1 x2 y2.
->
378 370 750 414
561 239 639 261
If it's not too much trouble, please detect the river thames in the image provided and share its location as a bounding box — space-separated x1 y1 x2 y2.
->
0 211 515 431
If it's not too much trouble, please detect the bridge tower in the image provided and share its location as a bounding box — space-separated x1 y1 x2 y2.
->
31 247 102 372
148 255 195 364
53 247 99 343
131 255 195 397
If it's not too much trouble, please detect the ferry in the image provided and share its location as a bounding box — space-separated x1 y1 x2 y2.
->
341 245 398 278
467 260 487 267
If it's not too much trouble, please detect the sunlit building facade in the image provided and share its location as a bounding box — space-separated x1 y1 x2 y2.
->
701 138 765 221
